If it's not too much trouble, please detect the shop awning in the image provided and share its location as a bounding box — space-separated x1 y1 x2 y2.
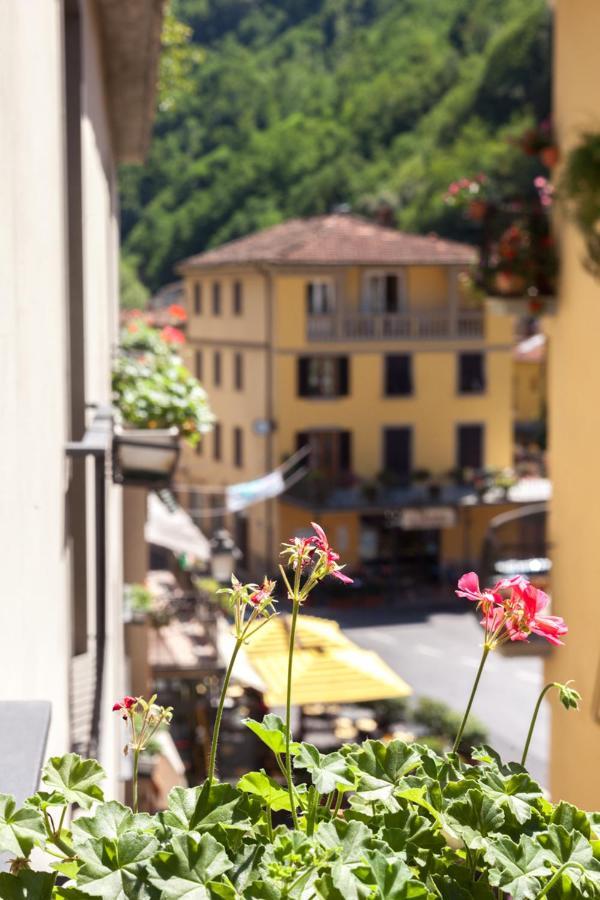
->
244 615 412 707
145 492 210 563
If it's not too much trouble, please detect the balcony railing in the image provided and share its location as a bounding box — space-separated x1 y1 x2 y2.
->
306 309 484 342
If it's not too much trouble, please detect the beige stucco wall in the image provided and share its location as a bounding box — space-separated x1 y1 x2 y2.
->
0 0 124 796
0 0 72 758
545 0 600 807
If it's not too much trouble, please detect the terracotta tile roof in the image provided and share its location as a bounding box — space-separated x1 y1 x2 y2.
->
177 214 477 269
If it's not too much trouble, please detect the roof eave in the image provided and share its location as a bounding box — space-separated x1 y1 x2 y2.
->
96 0 165 164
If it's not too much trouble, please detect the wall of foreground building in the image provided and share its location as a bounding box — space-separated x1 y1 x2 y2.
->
0 0 124 796
546 0 600 807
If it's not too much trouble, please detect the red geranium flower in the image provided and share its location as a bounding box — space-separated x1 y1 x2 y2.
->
112 696 137 720
160 326 185 344
168 303 187 322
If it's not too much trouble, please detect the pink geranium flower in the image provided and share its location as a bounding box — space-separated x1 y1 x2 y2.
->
456 572 567 648
249 578 276 606
456 572 500 610
309 522 353 584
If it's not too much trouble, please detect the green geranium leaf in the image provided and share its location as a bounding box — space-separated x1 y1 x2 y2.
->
74 831 159 898
207 878 238 899
362 849 430 898
430 865 496 899
0 870 55 899
237 771 292 812
551 803 591 839
161 783 255 835
382 805 444 862
446 789 505 850
316 818 372 862
450 769 542 826
0 795 45 856
149 833 232 898
41 754 105 810
243 715 299 756
486 833 551 900
73 800 155 842
538 824 596 883
349 740 422 805
294 744 354 795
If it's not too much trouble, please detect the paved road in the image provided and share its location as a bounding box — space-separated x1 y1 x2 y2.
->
311 606 548 784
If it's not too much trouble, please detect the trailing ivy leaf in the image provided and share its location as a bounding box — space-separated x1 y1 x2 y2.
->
243 715 299 756
0 795 45 856
551 802 592 839
293 744 354 795
485 833 552 900
0 870 55 899
41 755 105 809
73 831 159 898
361 849 430 898
149 833 232 898
445 789 505 850
349 741 422 805
237 771 292 812
73 801 155 842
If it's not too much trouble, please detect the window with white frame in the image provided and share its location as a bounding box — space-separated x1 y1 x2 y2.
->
363 271 406 313
306 280 336 315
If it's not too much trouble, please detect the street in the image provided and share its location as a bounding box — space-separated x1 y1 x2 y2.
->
312 605 548 785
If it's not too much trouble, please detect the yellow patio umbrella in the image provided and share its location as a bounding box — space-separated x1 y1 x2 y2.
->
246 613 352 656
244 615 412 707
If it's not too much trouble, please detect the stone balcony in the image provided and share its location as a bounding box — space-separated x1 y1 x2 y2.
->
306 309 484 342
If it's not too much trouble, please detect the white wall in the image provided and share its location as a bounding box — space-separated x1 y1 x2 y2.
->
0 0 124 797
0 0 72 759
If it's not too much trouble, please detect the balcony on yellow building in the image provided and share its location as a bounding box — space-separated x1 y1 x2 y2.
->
306 307 484 342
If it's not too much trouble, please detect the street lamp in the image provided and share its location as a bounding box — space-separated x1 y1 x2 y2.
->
210 529 238 583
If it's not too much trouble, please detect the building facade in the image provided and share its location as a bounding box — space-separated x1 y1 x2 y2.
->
177 214 514 578
545 0 600 807
0 0 163 796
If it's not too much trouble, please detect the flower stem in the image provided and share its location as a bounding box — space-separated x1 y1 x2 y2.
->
285 600 301 829
132 749 140 814
536 862 585 898
453 644 490 754
207 637 242 785
332 790 343 818
521 682 555 767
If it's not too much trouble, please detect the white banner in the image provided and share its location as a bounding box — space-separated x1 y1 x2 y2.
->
226 469 285 512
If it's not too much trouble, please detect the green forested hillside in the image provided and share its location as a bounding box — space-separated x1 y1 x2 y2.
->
120 0 551 292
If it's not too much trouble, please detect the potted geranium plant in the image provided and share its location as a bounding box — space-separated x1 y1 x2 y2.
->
2 524 598 900
112 319 214 484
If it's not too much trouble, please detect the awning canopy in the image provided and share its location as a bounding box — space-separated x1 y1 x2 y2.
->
244 615 412 707
145 492 210 563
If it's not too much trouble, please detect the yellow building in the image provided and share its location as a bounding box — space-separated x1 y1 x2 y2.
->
543 0 600 807
176 214 514 578
514 334 547 427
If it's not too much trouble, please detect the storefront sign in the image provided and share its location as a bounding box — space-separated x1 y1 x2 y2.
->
390 507 457 530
